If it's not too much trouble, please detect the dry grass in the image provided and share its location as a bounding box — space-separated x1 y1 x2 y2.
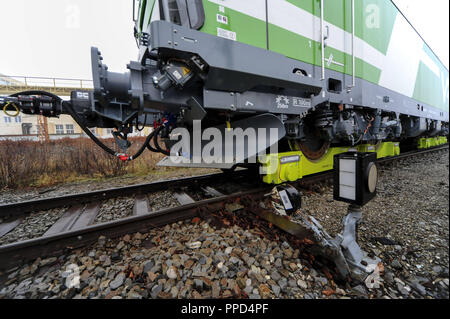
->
0 137 166 189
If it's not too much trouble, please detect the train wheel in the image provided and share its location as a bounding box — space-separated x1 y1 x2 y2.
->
297 138 330 161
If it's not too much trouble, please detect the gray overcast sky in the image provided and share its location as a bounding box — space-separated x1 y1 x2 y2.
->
0 0 448 80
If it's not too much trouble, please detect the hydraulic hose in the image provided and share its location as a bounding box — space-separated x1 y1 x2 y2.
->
129 129 156 160
64 101 157 161
146 129 159 153
153 126 171 156
64 101 170 160
10 90 62 101
62 101 117 157
9 91 116 156
8 90 167 161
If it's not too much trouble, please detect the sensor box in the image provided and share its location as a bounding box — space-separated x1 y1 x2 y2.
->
333 152 378 206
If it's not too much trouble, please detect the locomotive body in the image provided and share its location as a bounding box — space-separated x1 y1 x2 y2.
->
138 0 449 123
1 0 448 175
133 0 449 165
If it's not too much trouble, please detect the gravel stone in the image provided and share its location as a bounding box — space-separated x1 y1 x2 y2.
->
391 259 403 269
109 273 125 290
297 280 308 290
352 285 368 298
271 271 281 282
166 266 178 279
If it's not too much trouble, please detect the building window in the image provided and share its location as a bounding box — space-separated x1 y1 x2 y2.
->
106 128 113 135
15 116 22 123
4 117 11 123
66 124 74 134
55 124 64 134
22 123 32 135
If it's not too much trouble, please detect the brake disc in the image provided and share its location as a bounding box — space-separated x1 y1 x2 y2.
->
297 138 330 161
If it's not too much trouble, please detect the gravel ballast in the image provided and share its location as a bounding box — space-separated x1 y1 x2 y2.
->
0 149 448 299
94 197 135 224
0 208 68 246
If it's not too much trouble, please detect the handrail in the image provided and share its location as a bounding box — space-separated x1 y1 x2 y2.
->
0 75 93 89
351 0 355 88
161 0 170 21
1 75 92 82
133 0 138 22
320 0 325 80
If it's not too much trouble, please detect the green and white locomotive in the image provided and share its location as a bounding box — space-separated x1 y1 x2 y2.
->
2 0 449 183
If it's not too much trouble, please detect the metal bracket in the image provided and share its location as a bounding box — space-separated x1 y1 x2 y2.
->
112 131 131 152
300 215 353 280
334 204 381 281
128 61 145 112
245 192 382 282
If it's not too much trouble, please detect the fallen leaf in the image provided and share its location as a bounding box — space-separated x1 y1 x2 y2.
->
322 289 335 296
377 262 385 274
323 268 333 280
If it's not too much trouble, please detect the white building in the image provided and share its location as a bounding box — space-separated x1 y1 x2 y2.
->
1 74 153 140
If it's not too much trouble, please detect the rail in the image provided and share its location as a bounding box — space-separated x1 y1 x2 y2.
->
0 170 250 217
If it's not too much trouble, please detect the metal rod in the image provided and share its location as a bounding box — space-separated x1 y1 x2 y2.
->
321 0 325 80
162 0 170 21
132 0 137 22
352 0 355 87
3 75 91 81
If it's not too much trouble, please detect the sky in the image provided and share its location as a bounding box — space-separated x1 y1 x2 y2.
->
394 0 449 69
0 0 138 79
0 0 448 80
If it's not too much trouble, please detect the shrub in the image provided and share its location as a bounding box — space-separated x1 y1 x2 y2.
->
0 137 164 189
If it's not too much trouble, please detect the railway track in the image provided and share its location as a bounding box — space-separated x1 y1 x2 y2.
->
0 144 447 274
0 170 252 218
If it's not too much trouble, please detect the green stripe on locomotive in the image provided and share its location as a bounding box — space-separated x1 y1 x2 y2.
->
413 45 449 111
286 0 398 55
200 0 268 50
198 0 383 84
267 24 382 84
